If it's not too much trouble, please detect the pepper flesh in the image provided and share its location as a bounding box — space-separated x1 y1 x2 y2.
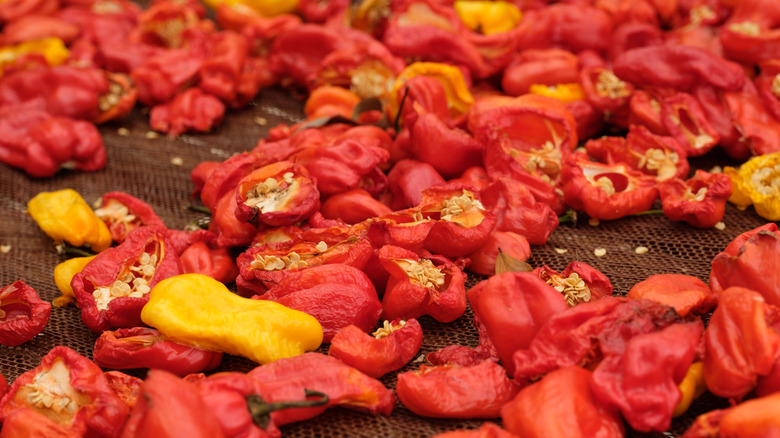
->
27 189 112 253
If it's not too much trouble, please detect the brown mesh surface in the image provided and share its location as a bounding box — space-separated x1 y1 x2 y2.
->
0 86 766 437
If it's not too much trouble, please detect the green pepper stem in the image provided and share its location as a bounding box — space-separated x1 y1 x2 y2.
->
247 389 329 429
633 209 664 216
188 205 211 214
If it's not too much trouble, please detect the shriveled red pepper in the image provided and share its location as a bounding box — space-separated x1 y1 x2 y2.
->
0 372 7 399
0 279 51 346
467 272 568 375
253 264 382 342
0 346 129 437
724 87 780 157
149 87 226 137
72 225 183 333
94 191 166 243
179 235 239 284
501 366 625 438
234 160 320 226
328 318 423 379
246 352 394 425
683 391 780 438
501 49 580 97
627 274 717 317
211 191 260 248
658 170 733 228
386 159 446 210
710 227 780 307
533 261 613 307
320 188 392 225
379 244 467 323
561 149 659 220
579 66 634 124
93 327 223 376
661 92 720 156
0 408 81 438
410 112 484 179
467 231 530 277
479 177 558 246
429 422 516 438
103 371 142 411
719 0 780 65
396 359 520 419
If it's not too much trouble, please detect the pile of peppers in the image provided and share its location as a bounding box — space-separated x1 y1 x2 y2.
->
5 0 780 436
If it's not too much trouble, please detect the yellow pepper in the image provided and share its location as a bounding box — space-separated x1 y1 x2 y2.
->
724 151 780 221
529 83 586 104
27 189 112 253
673 362 707 417
141 273 323 364
53 255 96 307
453 1 522 35
0 37 70 78
387 62 475 123
199 0 298 16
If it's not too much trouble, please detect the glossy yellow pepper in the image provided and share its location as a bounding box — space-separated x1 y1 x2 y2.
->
453 1 522 35
724 151 780 221
673 362 706 417
199 0 298 16
529 83 586 104
0 37 70 78
27 189 112 253
388 62 475 123
141 274 323 364
53 255 96 307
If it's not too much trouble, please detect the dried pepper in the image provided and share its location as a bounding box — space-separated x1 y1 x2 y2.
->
627 274 716 317
533 261 613 307
0 280 51 346
658 169 734 228
27 189 111 253
724 151 780 221
93 191 166 244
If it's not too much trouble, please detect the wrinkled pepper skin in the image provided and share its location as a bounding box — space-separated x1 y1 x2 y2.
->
396 360 520 419
0 408 81 438
467 231 531 277
53 256 97 307
710 229 780 307
27 188 112 252
149 87 226 137
93 327 223 376
659 170 733 229
103 371 142 411
501 366 625 438
0 346 129 438
627 274 716 317
0 279 52 346
328 318 423 379
724 151 780 221
94 191 166 244
180 239 239 285
534 261 613 307
72 226 183 333
141 273 323 364
0 373 7 399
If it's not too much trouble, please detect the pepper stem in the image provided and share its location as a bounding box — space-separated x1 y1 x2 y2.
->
632 209 664 216
246 389 329 429
188 205 211 214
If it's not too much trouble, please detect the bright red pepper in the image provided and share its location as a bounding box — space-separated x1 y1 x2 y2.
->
386 159 446 210
103 371 142 411
723 86 780 156
362 210 435 254
0 279 51 346
627 274 717 317
467 272 568 376
658 170 733 228
211 191 260 248
410 111 483 179
467 231 531 277
661 91 720 156
149 87 226 137
579 66 634 124
429 422 517 438
379 244 467 323
719 0 780 65
692 84 752 161
72 225 183 333
628 89 667 135
130 47 206 106
93 191 166 243
501 49 580 97
0 346 129 438
501 366 625 438
756 60 780 122
93 327 223 376
479 177 558 246
328 318 423 379
397 360 521 419
179 235 239 284
710 227 780 307
426 315 500 368
533 261 613 307
0 373 7 399
0 0 58 24
320 188 392 225
0 408 81 438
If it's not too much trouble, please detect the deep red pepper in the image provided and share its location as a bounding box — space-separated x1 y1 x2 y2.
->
628 89 667 135
93 327 223 376
501 48 580 97
198 30 250 105
627 274 717 317
210 191 260 248
719 0 780 65
661 91 720 156
94 191 166 243
479 177 558 246
0 408 81 438
0 0 58 24
0 372 7 399
467 231 531 277
180 237 239 284
130 47 206 106
379 244 467 324
756 60 780 122
386 159 446 210
149 87 226 137
0 279 51 346
396 360 521 419
320 188 392 225
533 261 613 307
426 315 499 368
328 318 423 379
658 170 733 228
710 228 780 307
72 225 183 333
103 371 142 411
429 422 516 438
0 346 129 438
724 86 780 156
410 111 483 179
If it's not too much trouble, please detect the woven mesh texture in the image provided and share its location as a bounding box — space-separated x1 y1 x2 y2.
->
0 86 767 437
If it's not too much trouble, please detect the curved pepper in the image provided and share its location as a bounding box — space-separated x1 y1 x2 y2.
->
467 231 530 277
724 151 780 221
149 87 226 137
141 273 323 364
0 373 7 399
661 92 720 157
386 159 446 210
479 177 558 246
501 49 580 97
93 191 166 244
321 188 393 225
429 422 516 438
710 229 780 307
659 170 733 228
387 61 475 122
0 408 81 438
673 362 706 418
627 274 716 317
179 239 239 285
0 37 69 78
396 360 520 419
93 327 223 376
0 346 129 438
53 256 96 307
529 83 585 104
328 318 423 379
27 189 112 253
453 1 521 35
534 261 613 307
0 280 51 346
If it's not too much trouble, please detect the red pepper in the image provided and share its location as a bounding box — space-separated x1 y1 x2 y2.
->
149 87 226 137
0 408 81 438
627 274 717 317
467 272 568 376
658 170 733 228
683 392 780 438
252 264 382 342
72 225 183 333
692 84 752 161
467 231 531 277
501 366 625 438
426 316 499 368
0 279 51 346
94 191 166 243
246 352 394 425
320 188 392 225
710 227 780 307
396 360 521 419
93 327 223 376
120 369 226 438
198 30 249 105
210 191 260 248
533 261 613 307
410 111 483 179
179 237 239 284
720 0 780 65
328 318 423 379
379 244 467 323
607 21 663 61
561 149 659 221
756 60 780 122
130 47 206 106
702 287 780 401
479 177 558 246
579 66 634 124
386 159 446 210
200 151 264 212
661 91 720 156
628 89 667 135
724 86 780 156
103 371 142 411
0 346 129 437
0 0 58 24
501 48 580 96
429 422 516 438
591 321 704 432
0 372 7 399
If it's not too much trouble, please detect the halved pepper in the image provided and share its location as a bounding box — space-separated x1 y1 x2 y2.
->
27 189 112 253
724 151 780 221
534 261 613 307
658 170 733 228
93 191 165 244
0 280 51 346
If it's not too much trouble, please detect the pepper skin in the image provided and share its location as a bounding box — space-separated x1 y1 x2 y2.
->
724 151 780 221
534 261 613 307
149 87 226 137
27 189 112 253
53 256 96 307
396 360 520 419
659 170 733 229
94 191 166 244
467 231 531 277
321 188 393 225
627 274 716 317
179 239 239 284
0 408 81 438
328 318 423 378
479 177 558 246
141 273 323 365
430 422 517 438
710 228 780 307
0 346 129 438
0 373 7 399
93 327 223 376
0 279 51 346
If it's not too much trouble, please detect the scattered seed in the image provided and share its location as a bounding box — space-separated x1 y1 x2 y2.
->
594 248 607 257
0 245 10 253
171 157 184 166
635 246 649 254
709 165 723 174
715 221 726 230
588 218 600 226
145 131 159 139
554 248 568 254
117 127 130 136
254 116 268 126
